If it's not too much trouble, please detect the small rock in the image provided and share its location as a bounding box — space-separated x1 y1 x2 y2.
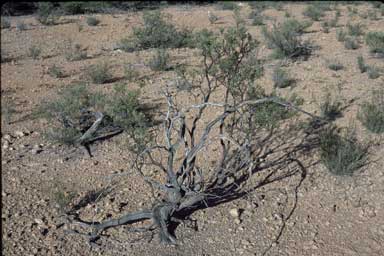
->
34 218 45 226
14 131 26 137
229 208 240 218
361 205 376 218
2 141 9 149
234 218 241 225
3 134 13 141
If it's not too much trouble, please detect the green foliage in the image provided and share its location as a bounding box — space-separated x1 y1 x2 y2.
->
28 45 41 59
36 2 59 25
358 89 384 133
262 19 313 59
319 126 369 176
336 29 347 42
218 1 239 11
87 62 112 84
16 21 27 31
148 48 170 71
208 12 219 24
1 99 17 125
124 63 139 82
365 32 384 55
64 41 87 61
303 5 325 21
1 17 11 29
327 60 344 71
59 2 111 14
357 55 367 73
131 11 193 50
272 66 294 88
346 22 364 36
344 37 360 50
48 65 65 78
320 92 343 121
86 16 100 26
367 66 380 79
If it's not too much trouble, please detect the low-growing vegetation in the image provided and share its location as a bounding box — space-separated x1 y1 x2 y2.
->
148 48 170 71
86 16 100 26
48 65 65 78
365 32 384 56
272 66 294 88
64 41 87 61
357 55 367 73
87 62 112 84
358 90 384 133
28 45 41 59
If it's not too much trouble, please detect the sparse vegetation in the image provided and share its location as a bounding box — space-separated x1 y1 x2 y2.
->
367 66 380 79
86 16 100 26
36 2 59 25
218 1 239 11
319 126 369 176
249 10 264 26
336 29 347 42
87 62 112 84
208 11 219 24
358 89 384 133
346 22 364 36
148 48 170 71
344 37 360 50
28 45 41 59
16 21 27 30
357 55 367 73
365 32 384 55
64 41 87 61
1 17 11 29
303 4 325 21
48 65 65 78
124 63 139 82
320 92 343 121
327 60 344 71
272 66 294 88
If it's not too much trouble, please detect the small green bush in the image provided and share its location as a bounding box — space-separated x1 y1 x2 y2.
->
36 2 59 25
132 11 193 50
86 16 100 26
124 63 139 82
367 66 380 79
327 60 344 71
48 65 65 78
357 55 367 73
208 12 219 24
272 66 294 88
249 10 264 26
358 89 384 133
219 1 239 11
336 29 347 42
65 42 87 61
303 5 325 21
365 32 384 55
148 48 170 71
347 22 364 36
16 22 27 31
28 45 41 59
319 126 369 176
320 92 343 121
1 17 11 29
344 37 360 50
87 62 112 84
262 19 313 59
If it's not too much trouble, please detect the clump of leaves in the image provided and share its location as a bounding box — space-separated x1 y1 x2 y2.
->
28 45 41 59
272 66 294 88
365 32 384 56
357 55 367 73
327 60 344 71
48 64 65 78
64 41 87 61
319 125 369 176
319 92 343 121
336 29 346 42
346 22 364 36
36 2 60 25
367 66 380 79
87 62 112 84
86 16 100 26
130 11 193 51
262 19 313 59
303 5 325 21
344 37 360 50
148 48 170 71
1 17 11 29
358 89 384 133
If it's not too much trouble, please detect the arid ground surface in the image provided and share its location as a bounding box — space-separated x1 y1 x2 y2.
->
1 2 384 256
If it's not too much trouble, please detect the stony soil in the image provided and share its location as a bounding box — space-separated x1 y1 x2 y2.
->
1 2 384 256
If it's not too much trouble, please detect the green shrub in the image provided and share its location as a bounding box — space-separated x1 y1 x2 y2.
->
148 48 170 71
218 1 239 11
336 29 347 42
262 19 313 59
303 5 324 21
86 16 100 26
124 63 139 82
16 21 27 31
132 11 193 50
64 42 87 61
1 17 11 29
320 92 343 121
208 12 219 24
249 10 264 26
117 38 136 53
48 65 65 78
344 37 360 50
272 66 294 88
358 90 384 133
367 66 380 79
28 45 41 59
327 60 344 71
347 22 364 36
319 126 369 176
87 62 112 84
36 2 59 25
365 32 384 55
357 55 367 73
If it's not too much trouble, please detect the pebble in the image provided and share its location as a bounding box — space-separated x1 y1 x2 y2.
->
229 208 240 218
3 134 12 141
360 205 376 218
14 131 26 137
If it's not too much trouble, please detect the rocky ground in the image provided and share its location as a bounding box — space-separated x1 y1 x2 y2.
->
1 2 384 256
